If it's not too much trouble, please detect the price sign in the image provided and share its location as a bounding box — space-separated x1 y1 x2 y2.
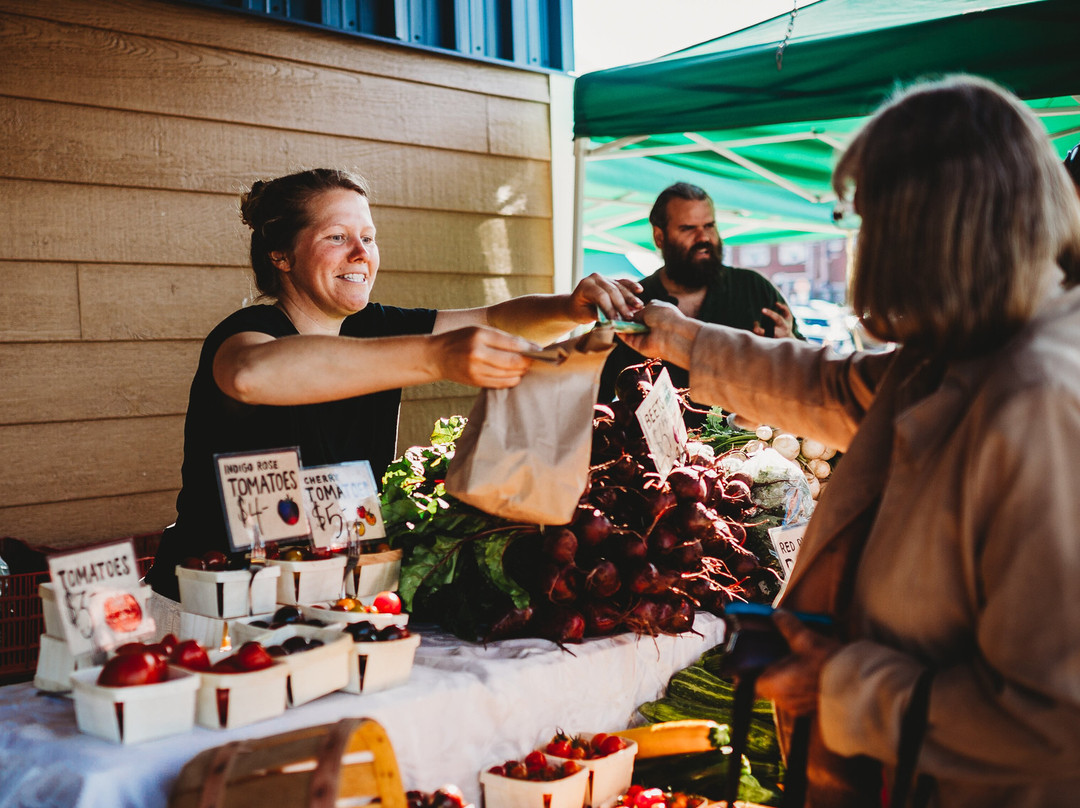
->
635 368 687 480
47 540 153 656
301 461 386 549
768 521 808 579
215 447 310 550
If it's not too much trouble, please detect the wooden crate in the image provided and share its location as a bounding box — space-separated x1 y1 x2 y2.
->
168 718 406 808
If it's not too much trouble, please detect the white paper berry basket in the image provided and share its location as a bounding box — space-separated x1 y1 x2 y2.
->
545 736 638 808
479 756 590 808
299 601 409 630
268 555 347 605
70 665 199 744
229 615 344 647
33 633 96 693
226 623 352 707
193 652 289 729
175 564 280 619
344 631 421 694
345 548 403 598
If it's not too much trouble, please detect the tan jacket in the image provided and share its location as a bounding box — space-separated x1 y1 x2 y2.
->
687 286 1080 808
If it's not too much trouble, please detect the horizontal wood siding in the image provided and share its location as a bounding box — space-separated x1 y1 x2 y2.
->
0 0 555 546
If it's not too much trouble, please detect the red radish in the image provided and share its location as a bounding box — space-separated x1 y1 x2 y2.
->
485 606 535 642
542 527 578 565
572 507 613 547
667 468 706 503
584 559 621 598
535 606 586 645
581 600 622 635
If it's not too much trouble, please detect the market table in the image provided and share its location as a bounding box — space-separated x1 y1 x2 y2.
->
0 614 725 808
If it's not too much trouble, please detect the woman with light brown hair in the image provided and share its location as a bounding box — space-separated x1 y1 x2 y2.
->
622 75 1080 806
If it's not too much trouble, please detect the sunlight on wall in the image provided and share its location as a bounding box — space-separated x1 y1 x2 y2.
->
496 183 528 215
478 217 513 275
481 276 513 304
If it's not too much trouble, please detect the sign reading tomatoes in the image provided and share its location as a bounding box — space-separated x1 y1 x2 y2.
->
214 447 311 550
301 460 386 549
47 539 153 656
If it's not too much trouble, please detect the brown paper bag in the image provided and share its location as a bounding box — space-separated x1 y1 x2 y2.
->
444 327 616 525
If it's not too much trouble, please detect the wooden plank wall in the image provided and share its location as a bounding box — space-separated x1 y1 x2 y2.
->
0 0 556 548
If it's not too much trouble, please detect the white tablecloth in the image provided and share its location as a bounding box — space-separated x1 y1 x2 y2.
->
0 614 725 808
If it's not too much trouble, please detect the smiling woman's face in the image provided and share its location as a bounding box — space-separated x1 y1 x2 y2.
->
276 188 380 319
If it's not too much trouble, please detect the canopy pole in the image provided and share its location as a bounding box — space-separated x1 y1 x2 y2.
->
572 136 587 286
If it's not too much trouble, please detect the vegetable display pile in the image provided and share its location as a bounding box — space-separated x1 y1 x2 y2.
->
381 361 783 643
691 409 840 501
631 646 783 806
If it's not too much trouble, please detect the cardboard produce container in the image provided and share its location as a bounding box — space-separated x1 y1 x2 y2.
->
547 735 637 808
277 632 352 707
344 631 421 694
176 564 280 619
194 656 289 729
33 633 95 693
71 665 199 744
480 757 589 808
268 555 347 605
299 602 408 630
345 549 402 598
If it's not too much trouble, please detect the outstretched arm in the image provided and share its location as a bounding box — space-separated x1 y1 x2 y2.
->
435 273 643 344
214 326 536 406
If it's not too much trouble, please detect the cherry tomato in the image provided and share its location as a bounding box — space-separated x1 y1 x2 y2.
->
372 591 402 615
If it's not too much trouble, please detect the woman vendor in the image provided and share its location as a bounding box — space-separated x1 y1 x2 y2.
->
622 76 1080 806
146 167 641 602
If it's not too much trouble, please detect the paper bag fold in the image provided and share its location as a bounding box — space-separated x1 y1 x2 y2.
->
445 328 615 525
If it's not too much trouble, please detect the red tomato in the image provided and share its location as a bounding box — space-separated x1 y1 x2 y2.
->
233 641 274 671
170 639 211 672
598 735 628 756
96 650 166 687
372 591 402 615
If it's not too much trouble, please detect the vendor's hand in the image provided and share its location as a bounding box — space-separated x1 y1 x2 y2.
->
753 301 795 339
568 273 643 324
754 609 843 718
432 326 537 389
619 301 699 365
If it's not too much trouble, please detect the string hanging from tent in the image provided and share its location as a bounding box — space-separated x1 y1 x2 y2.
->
776 0 799 70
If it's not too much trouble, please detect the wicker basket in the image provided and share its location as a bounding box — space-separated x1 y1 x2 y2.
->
168 717 406 808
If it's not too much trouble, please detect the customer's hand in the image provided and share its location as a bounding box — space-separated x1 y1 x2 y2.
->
754 609 843 717
619 301 700 368
568 273 643 324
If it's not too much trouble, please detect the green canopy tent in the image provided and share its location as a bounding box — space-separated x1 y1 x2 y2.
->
571 0 1080 277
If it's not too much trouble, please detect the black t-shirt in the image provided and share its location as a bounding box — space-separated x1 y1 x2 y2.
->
147 303 437 599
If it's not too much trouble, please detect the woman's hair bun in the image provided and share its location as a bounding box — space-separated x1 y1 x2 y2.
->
239 179 267 229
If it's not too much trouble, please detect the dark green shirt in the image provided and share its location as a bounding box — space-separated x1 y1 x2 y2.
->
598 265 802 421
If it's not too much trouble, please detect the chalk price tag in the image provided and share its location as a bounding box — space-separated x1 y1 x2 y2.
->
47 540 153 656
768 521 809 580
215 447 310 551
301 461 386 549
635 367 687 480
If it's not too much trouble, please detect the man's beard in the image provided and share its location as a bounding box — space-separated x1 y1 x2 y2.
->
662 240 721 288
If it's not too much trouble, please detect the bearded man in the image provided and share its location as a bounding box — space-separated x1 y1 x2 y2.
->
597 182 802 423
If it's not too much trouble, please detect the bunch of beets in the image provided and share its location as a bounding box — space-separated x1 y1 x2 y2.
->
491 360 778 645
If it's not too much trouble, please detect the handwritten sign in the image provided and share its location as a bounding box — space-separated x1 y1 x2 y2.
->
47 540 152 656
635 368 687 480
301 461 386 549
768 521 808 579
215 447 310 550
